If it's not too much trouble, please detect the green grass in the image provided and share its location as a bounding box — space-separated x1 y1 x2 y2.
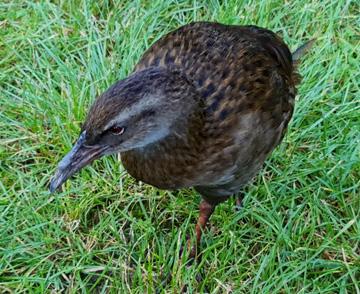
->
0 0 359 292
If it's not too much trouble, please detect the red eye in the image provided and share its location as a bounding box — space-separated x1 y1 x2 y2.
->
110 126 125 135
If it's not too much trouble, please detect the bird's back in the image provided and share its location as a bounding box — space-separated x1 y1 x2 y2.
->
123 22 298 197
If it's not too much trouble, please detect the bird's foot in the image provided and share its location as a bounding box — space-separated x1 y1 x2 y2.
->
178 236 199 263
235 192 244 211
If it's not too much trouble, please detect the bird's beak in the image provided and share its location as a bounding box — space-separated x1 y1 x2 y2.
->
49 131 108 193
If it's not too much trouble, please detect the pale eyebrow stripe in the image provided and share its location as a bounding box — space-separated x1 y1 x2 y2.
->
103 94 161 130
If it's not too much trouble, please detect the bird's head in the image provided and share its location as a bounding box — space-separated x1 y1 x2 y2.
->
49 67 198 192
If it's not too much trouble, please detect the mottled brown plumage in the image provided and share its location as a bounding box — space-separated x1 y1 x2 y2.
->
122 22 298 197
50 22 311 258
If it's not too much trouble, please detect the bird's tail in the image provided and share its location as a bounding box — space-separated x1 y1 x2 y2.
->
292 39 316 62
290 39 315 85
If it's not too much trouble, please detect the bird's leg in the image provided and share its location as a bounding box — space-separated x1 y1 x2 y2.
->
188 199 215 259
167 201 215 290
235 192 244 211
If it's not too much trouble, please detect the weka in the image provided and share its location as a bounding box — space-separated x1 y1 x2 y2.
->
50 22 312 257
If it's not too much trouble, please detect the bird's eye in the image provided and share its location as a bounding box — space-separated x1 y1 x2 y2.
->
109 126 125 135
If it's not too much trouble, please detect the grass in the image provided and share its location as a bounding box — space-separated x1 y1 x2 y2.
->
0 0 359 292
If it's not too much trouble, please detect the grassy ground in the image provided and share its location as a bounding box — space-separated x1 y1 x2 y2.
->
1 0 359 293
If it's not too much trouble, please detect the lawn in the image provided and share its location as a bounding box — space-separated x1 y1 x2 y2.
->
0 0 359 293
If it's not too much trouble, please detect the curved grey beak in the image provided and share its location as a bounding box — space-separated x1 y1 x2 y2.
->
49 132 108 193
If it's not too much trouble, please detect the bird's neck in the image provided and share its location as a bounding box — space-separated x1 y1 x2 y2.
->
141 103 204 154
121 109 204 189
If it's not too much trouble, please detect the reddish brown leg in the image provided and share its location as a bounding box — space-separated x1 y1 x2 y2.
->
235 192 244 211
189 199 215 259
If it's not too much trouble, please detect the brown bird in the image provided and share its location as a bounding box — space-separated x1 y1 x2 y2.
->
50 22 312 258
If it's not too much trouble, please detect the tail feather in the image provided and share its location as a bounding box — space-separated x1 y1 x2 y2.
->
292 39 316 62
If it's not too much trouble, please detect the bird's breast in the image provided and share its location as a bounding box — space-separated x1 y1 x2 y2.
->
120 143 203 190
